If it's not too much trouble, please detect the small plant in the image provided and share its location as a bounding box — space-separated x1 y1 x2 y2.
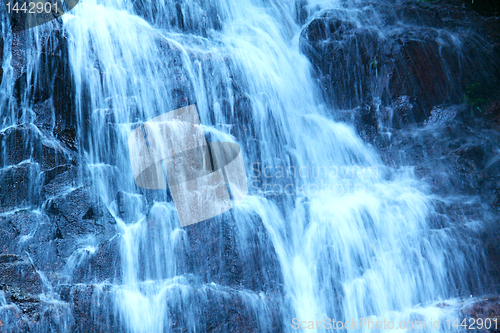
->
465 82 488 114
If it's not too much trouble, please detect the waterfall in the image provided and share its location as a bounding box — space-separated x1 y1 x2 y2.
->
0 0 491 331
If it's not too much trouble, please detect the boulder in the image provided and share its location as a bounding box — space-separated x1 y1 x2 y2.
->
462 296 500 326
390 96 426 129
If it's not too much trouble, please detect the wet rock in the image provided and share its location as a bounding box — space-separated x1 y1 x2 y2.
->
0 163 41 213
46 186 116 242
10 20 77 144
37 24 77 142
0 32 3 84
36 185 119 283
355 103 378 141
0 254 21 264
0 305 32 332
300 1 500 126
11 32 28 84
375 111 500 197
193 288 283 333
67 284 119 332
390 96 426 129
0 124 73 171
463 296 500 331
454 144 486 170
426 104 465 125
0 14 125 332
33 98 55 134
56 127 77 152
0 210 41 245
71 235 122 284
300 17 377 109
231 94 255 140
0 125 39 166
133 1 223 36
389 37 460 111
0 204 120 294
41 140 73 170
0 210 61 274
295 0 308 25
483 222 500 291
371 99 500 286
0 126 68 210
61 282 283 333
484 99 500 126
115 191 146 224
442 0 500 17
42 164 79 198
185 214 283 294
0 288 74 331
0 260 43 295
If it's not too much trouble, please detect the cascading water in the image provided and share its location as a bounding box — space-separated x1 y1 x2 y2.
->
0 0 494 331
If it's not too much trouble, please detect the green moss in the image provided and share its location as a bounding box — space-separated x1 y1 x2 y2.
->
465 82 489 114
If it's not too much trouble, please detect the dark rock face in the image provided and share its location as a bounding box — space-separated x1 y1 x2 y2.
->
372 102 500 291
301 1 500 294
301 16 378 109
115 190 146 223
443 0 500 17
46 187 116 240
0 260 43 294
184 214 283 294
300 0 500 128
132 0 223 36
0 0 499 331
0 163 40 212
462 296 500 331
65 284 118 332
0 12 282 333
0 124 74 171
354 103 378 141
60 282 283 333
390 95 426 130
0 19 123 331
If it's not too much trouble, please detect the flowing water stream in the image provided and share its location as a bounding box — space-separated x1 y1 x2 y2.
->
0 0 491 331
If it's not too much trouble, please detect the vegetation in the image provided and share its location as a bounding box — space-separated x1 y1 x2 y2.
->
465 82 489 114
